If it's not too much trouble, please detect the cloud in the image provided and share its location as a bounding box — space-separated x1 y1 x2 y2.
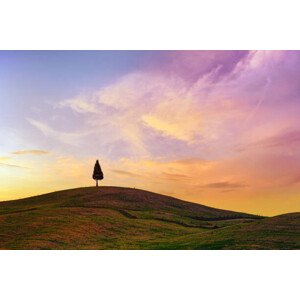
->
0 157 28 169
253 130 300 149
12 150 49 155
0 157 10 161
0 162 28 169
27 118 93 146
29 51 299 161
161 172 191 181
236 130 300 153
171 158 209 165
141 99 203 142
57 97 97 114
149 51 250 83
110 169 144 178
200 181 247 189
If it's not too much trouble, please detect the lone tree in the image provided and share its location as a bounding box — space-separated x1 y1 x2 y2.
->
92 160 104 187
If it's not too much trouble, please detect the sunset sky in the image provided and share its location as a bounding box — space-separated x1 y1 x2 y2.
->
1 50 300 216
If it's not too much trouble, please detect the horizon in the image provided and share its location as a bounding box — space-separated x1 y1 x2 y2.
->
1 185 269 218
1 50 300 216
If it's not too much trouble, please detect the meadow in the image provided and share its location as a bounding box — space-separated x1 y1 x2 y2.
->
0 187 299 250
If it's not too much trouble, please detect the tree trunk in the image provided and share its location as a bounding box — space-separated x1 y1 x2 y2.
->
96 179 98 187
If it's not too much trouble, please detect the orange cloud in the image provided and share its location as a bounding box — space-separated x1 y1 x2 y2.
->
199 181 247 189
12 150 49 155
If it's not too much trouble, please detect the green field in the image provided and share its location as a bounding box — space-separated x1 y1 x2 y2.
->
0 187 299 249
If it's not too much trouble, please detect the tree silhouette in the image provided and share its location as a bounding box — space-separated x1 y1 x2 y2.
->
93 160 104 187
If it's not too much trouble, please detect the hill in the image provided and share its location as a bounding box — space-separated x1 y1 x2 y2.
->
0 187 298 249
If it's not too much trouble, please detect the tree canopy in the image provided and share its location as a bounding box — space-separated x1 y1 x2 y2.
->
93 160 104 182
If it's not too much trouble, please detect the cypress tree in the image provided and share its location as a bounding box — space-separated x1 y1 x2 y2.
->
93 160 104 187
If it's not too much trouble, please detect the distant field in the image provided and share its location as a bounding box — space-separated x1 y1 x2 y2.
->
0 187 299 249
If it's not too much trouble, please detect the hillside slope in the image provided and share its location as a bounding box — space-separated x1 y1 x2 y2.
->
0 187 298 249
146 213 300 250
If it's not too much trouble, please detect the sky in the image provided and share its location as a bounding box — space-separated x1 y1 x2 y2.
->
1 50 300 216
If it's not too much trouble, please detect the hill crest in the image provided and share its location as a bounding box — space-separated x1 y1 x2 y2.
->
0 186 299 250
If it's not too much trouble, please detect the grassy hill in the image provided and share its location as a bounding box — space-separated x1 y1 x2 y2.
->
0 186 299 249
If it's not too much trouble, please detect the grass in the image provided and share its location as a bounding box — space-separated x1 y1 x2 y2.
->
0 186 299 250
